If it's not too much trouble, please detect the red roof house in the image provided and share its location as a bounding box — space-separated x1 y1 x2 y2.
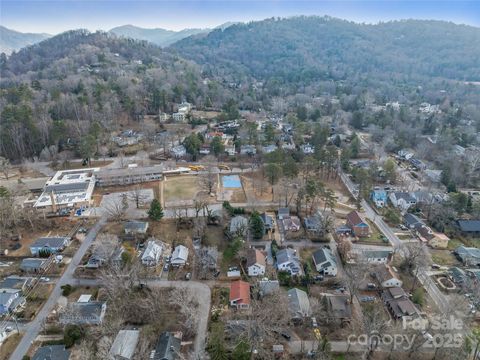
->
229 280 251 309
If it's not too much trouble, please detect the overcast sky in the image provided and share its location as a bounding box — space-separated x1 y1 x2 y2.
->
1 0 479 34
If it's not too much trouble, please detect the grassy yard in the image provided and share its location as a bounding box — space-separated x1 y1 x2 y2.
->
51 159 113 170
447 237 465 251
0 333 22 360
358 219 387 243
430 249 460 266
164 176 199 201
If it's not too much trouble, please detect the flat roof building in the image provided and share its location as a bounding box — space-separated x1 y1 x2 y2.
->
34 168 99 211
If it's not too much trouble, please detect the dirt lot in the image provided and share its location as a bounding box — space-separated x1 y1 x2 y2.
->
3 217 87 257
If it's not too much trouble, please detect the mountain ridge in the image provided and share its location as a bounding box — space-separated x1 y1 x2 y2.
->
0 26 51 54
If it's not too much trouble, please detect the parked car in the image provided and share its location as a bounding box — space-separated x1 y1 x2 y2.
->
367 283 377 289
185 272 191 280
360 296 376 303
431 264 441 270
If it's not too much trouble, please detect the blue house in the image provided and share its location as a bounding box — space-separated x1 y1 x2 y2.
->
30 237 69 256
371 190 388 208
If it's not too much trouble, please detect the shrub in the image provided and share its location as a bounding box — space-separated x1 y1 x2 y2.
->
60 284 74 297
63 324 84 348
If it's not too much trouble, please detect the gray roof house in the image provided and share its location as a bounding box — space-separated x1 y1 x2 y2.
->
389 192 417 212
287 288 311 319
153 332 182 360
0 276 30 292
109 329 140 360
230 216 248 236
304 216 323 234
277 208 290 220
454 246 480 266
0 290 21 315
30 236 69 256
258 280 280 296
60 301 107 325
312 248 337 276
457 220 480 234
403 213 424 229
325 294 352 321
171 245 189 266
124 221 149 235
360 249 393 264
20 258 51 273
260 213 274 232
32 345 71 360
276 248 301 275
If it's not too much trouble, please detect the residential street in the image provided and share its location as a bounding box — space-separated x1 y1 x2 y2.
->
9 217 107 360
338 170 448 312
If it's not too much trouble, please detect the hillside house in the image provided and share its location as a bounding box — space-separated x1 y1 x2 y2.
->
276 248 301 275
152 332 182 360
171 245 189 266
457 220 480 236
30 236 69 256
390 192 417 212
109 329 140 360
229 280 251 309
287 288 311 320
124 221 149 235
141 240 163 266
246 249 266 277
346 211 369 237
312 248 337 276
372 264 403 288
371 190 388 208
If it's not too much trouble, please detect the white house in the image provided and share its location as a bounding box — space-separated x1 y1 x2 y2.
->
301 143 314 154
373 264 403 288
389 192 417 212
141 240 163 266
246 249 266 277
312 248 337 276
170 145 187 158
276 248 301 275
171 245 189 266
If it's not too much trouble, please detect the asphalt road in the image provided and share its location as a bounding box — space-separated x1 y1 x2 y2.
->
338 170 448 312
9 217 107 360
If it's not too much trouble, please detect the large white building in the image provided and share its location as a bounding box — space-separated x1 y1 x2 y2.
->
34 168 99 212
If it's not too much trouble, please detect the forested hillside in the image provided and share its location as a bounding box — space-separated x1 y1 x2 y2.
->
0 30 231 161
173 16 480 89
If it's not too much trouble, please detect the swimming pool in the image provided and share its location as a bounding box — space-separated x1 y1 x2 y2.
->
223 175 241 188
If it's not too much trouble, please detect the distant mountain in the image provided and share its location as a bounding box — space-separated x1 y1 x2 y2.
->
172 16 480 85
109 24 210 47
0 26 51 54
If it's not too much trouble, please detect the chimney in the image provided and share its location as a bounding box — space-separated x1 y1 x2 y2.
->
50 191 57 213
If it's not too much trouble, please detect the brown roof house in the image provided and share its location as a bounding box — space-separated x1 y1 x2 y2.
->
325 294 352 323
246 249 266 277
372 264 403 288
381 287 419 319
346 211 369 237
